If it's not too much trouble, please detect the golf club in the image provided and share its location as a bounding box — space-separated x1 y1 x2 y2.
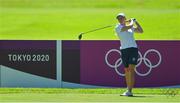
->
78 25 113 40
78 19 135 40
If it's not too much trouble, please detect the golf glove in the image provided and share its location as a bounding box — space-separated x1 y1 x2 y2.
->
131 18 136 22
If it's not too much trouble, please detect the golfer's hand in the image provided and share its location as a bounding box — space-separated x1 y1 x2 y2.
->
131 18 136 22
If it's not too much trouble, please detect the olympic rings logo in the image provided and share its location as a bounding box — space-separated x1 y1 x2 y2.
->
105 49 162 76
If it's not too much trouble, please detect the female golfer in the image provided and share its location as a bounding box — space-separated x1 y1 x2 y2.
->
115 13 143 96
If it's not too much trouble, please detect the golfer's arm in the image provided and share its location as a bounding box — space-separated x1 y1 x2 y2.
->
121 20 134 32
134 21 143 33
121 25 133 32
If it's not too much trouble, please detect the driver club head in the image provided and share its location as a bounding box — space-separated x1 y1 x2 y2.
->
78 33 83 40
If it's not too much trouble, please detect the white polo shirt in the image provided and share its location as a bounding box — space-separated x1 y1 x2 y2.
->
115 24 137 50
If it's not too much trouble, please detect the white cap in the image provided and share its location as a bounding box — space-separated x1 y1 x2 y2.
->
117 13 125 18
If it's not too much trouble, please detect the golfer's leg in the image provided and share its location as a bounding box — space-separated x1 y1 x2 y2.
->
128 48 138 91
125 67 131 90
129 64 135 90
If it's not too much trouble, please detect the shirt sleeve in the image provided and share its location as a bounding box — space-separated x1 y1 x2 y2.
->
115 24 124 35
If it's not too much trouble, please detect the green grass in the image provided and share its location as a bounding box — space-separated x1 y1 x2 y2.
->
0 88 180 102
0 0 180 40
1 0 180 9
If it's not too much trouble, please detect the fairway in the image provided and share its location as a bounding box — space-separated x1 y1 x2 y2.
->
0 0 180 40
0 88 180 102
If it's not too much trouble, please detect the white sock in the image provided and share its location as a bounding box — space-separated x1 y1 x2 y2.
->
127 87 132 92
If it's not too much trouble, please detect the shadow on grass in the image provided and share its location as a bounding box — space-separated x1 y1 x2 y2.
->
131 95 148 98
120 95 151 98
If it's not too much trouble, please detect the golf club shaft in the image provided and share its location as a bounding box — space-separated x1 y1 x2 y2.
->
78 19 134 40
81 25 113 35
81 20 132 35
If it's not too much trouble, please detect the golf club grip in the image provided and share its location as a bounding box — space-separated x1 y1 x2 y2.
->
82 25 112 34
